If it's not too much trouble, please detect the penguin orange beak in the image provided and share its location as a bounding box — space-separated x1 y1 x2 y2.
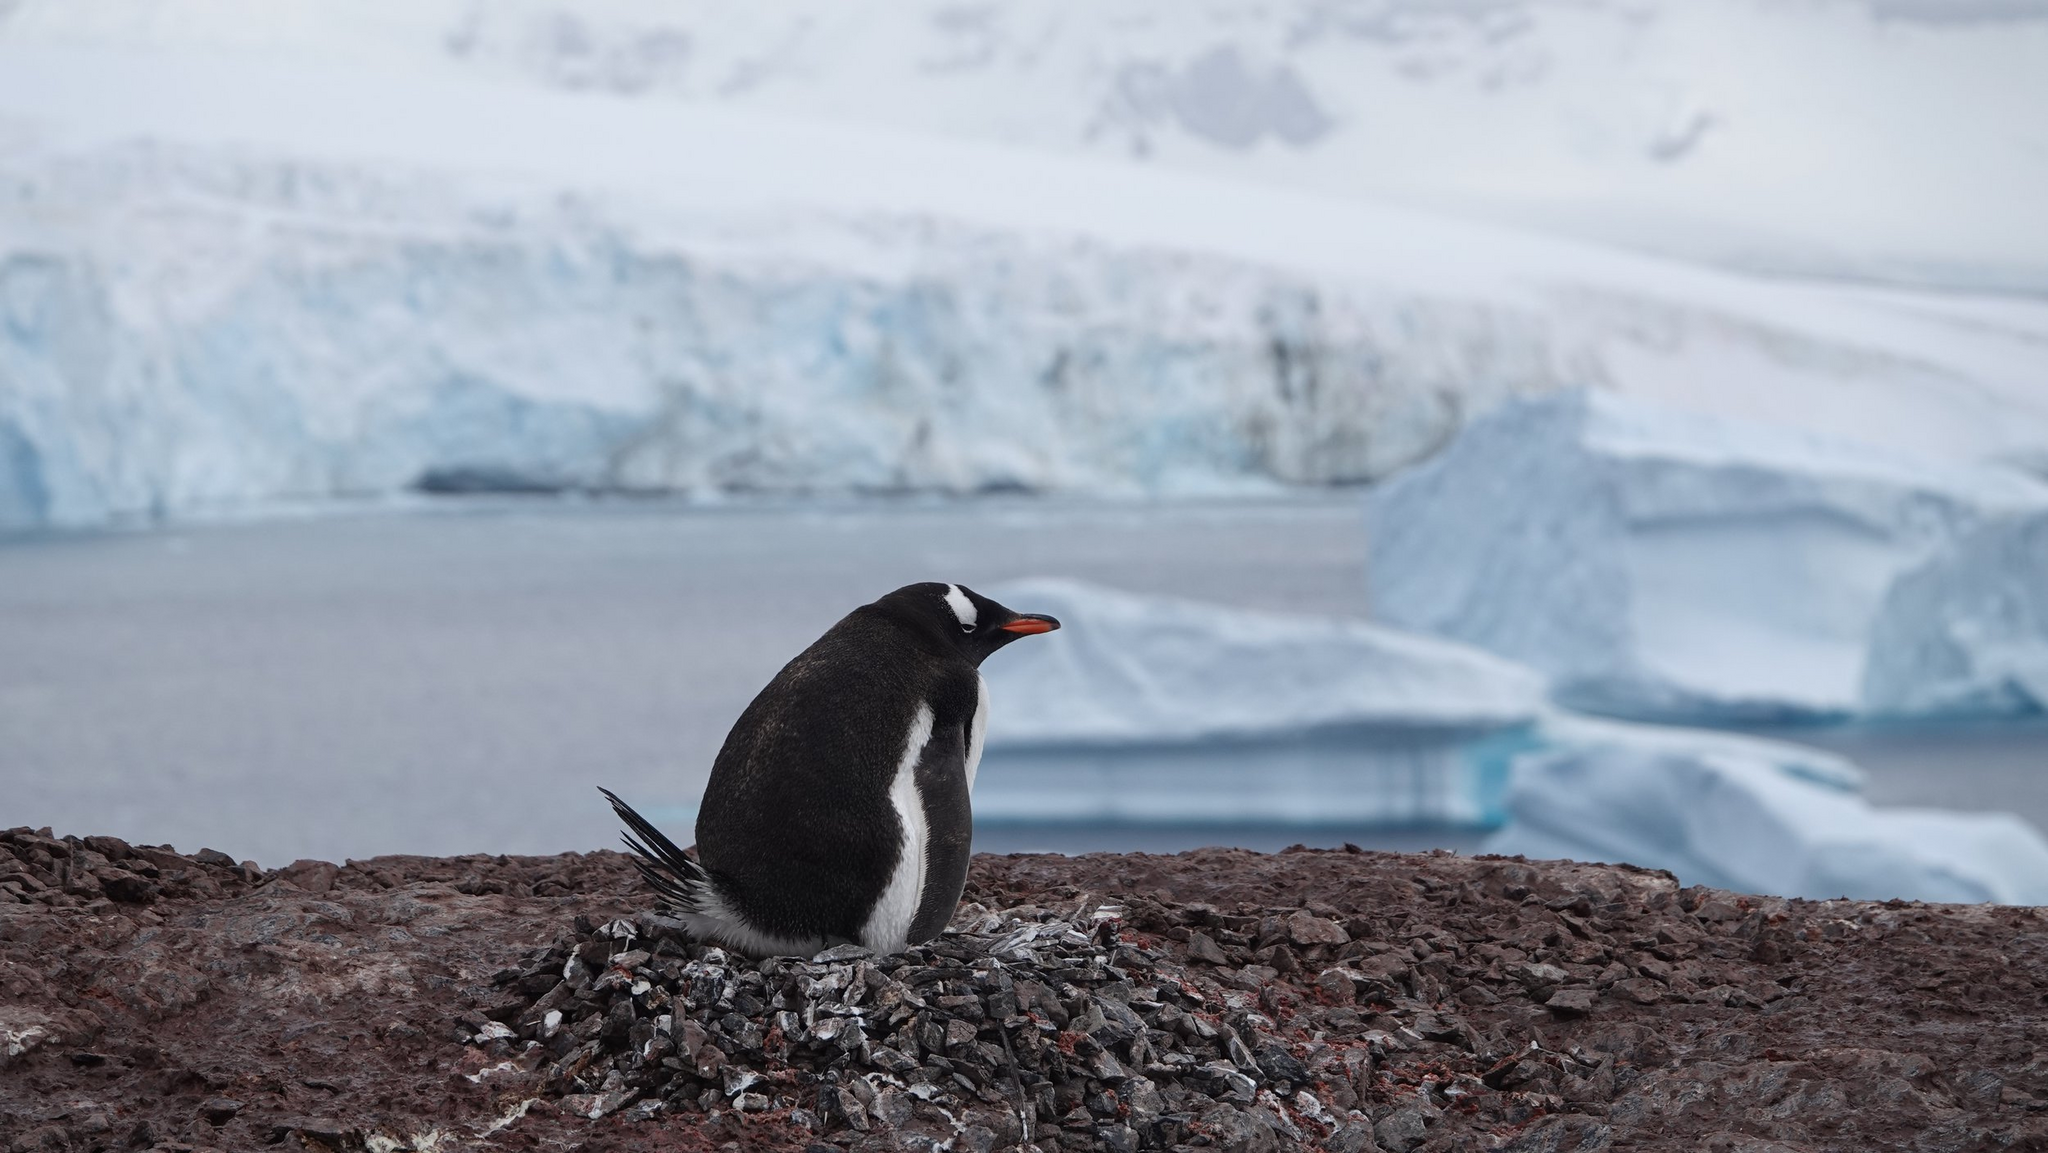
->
1000 614 1060 635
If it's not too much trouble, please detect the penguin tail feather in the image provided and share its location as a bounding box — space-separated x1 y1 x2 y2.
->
598 787 707 916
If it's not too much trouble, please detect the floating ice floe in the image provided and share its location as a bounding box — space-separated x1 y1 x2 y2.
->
978 578 2048 904
1485 715 2048 906
1862 509 2048 718
982 577 1547 743
1366 389 2048 723
976 578 1547 828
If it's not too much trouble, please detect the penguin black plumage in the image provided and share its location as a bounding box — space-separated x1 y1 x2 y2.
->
602 582 1059 957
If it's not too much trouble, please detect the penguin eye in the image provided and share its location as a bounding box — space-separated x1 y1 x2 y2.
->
961 622 975 633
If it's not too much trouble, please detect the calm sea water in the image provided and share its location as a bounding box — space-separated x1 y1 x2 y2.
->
2 497 2040 867
1732 717 2048 828
1 497 1373 865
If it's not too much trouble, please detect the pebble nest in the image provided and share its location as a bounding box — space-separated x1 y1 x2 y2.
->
488 900 1363 1152
478 877 1805 1153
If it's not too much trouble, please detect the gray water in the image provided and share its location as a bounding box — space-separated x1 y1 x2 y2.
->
0 496 1377 865
1734 717 2048 823
2 497 2041 868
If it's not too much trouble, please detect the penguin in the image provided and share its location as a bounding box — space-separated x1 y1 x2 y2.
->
601 582 1059 957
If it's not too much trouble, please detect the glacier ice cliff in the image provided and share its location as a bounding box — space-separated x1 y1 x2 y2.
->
3 32 2048 533
0 148 1590 530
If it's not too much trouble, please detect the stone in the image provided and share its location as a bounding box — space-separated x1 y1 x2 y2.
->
1317 967 1361 1004
81 836 132 861
813 943 874 964
1375 1105 1434 1153
1286 912 1351 947
945 1017 979 1051
1546 987 1597 1017
1694 901 1742 924
820 1085 871 1132
8 1125 67 1152
275 859 340 895
1253 1044 1309 1087
95 868 157 904
1501 1114 1614 1152
1328 1122 1384 1153
1187 932 1231 965
1199 1062 1259 1104
870 1045 919 1075
197 1098 242 1124
1509 962 1571 991
1613 978 1666 1005
873 1087 914 1128
811 1016 867 1052
1202 1104 1280 1153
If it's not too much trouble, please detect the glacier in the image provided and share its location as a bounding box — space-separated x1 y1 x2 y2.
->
1366 390 2048 722
1485 716 2048 906
1862 510 2048 718
4 40 2048 528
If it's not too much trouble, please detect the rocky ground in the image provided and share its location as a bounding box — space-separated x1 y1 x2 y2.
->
2 828 2046 1153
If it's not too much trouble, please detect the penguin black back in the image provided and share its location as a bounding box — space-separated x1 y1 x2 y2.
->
605 582 1059 956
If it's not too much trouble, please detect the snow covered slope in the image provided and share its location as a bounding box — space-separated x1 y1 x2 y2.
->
1367 390 2048 721
3 33 2046 527
5 0 2045 292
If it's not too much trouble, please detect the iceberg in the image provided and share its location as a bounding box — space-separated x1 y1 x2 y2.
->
975 578 1547 828
974 579 2048 906
1366 390 2048 722
1485 716 2048 906
981 577 1546 744
1862 510 2048 717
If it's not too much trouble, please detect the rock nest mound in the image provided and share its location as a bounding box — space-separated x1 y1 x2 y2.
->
493 901 1335 1152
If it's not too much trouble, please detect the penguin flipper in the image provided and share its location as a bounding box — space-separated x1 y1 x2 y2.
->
906 721 974 946
599 787 707 915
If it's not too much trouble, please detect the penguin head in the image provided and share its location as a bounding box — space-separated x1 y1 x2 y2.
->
871 582 1061 666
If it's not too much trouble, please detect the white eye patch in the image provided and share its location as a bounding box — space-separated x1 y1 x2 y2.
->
944 584 977 631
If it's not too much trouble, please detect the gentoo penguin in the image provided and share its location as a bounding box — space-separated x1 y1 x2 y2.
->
601 582 1058 958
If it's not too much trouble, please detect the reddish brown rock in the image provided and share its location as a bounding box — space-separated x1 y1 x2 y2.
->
0 835 2042 1152
1286 911 1351 947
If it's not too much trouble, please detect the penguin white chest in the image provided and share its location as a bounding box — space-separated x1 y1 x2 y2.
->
965 673 988 791
861 702 934 952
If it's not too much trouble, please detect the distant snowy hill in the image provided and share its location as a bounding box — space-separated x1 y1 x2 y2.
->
7 0 2045 291
1 2 2045 526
